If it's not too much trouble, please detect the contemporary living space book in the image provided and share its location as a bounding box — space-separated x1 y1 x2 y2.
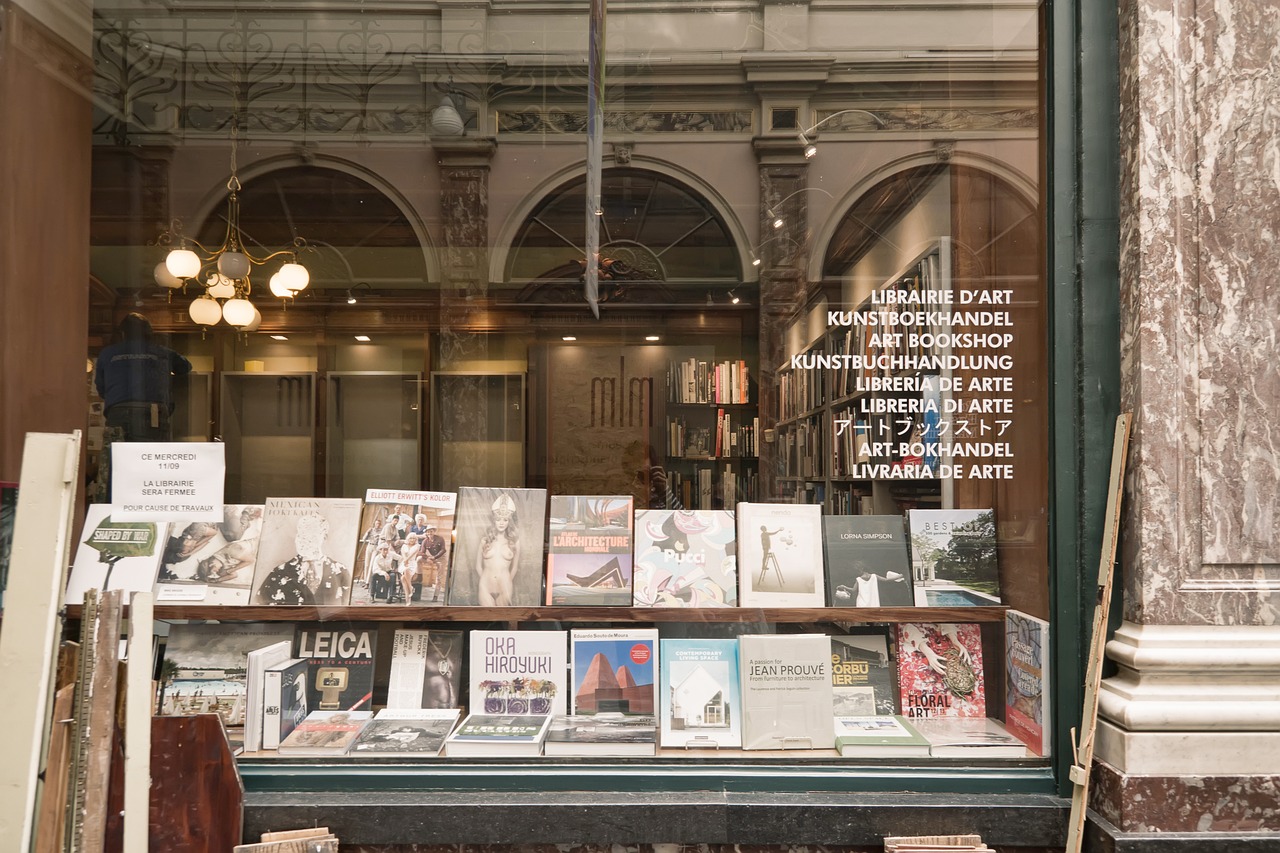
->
351 489 457 605
468 630 568 717
632 509 738 607
738 634 834 750
822 514 915 607
570 628 658 715
447 486 548 607
545 495 634 606
659 638 741 748
154 504 263 605
64 504 168 605
895 622 986 719
831 630 900 716
906 508 1000 607
250 497 363 606
735 502 826 608
1004 609 1051 756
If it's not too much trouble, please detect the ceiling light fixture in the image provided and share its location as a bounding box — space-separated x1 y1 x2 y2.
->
645 335 660 341
763 187 835 230
355 335 371 342
270 334 288 341
562 335 578 341
797 108 886 159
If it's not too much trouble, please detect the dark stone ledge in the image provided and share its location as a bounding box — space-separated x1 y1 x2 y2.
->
1086 811 1280 853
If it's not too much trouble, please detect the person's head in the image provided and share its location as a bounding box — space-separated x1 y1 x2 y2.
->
120 312 153 342
197 553 226 581
415 513 427 526
294 513 329 558
491 493 517 531
404 533 419 547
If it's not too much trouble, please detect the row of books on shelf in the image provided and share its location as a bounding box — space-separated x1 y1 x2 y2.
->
663 464 757 512
667 357 751 405
163 617 1048 760
665 412 759 459
780 362 825 421
65 492 1001 610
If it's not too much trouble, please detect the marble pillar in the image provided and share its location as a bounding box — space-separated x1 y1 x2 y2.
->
1094 0 1280 842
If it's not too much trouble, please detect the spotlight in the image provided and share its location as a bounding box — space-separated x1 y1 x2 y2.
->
346 291 357 305
645 335 660 342
270 335 288 341
355 335 371 342
562 335 577 341
729 291 740 305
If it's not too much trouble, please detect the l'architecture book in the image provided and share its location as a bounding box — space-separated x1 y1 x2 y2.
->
822 515 914 607
544 714 658 757
277 710 372 756
262 657 309 750
907 508 1000 606
244 640 294 753
736 503 825 607
295 623 378 713
738 634 834 749
545 496 634 606
659 638 741 748
895 623 986 719
250 498 363 606
64 504 167 605
833 715 932 758
912 717 1028 758
831 630 900 716
351 708 461 757
444 713 552 757
1004 609 1051 756
469 630 568 717
570 628 658 715
385 629 463 710
159 622 296 729
447 487 548 607
154 505 263 605
350 489 456 605
633 510 737 607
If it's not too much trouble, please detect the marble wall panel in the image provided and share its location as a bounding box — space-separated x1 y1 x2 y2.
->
1092 759 1280 833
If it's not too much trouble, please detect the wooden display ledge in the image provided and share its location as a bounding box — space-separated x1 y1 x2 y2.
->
63 604 1008 624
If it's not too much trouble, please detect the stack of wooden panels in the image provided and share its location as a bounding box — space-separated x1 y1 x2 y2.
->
883 836 994 852
234 827 338 852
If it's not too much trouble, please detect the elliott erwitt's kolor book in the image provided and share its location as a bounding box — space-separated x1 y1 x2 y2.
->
570 628 658 716
895 622 986 719
468 630 568 717
351 489 457 605
447 487 548 607
632 510 738 607
735 502 826 608
154 504 263 605
659 638 741 748
294 622 379 714
64 504 168 605
250 498 363 606
738 634 834 750
830 629 900 716
545 496 634 606
906 508 1000 607
822 515 915 607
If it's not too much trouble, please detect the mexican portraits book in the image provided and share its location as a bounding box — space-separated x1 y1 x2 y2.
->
447 487 548 606
1004 609 1051 756
632 509 738 607
735 502 826 608
906 508 1000 607
444 713 552 757
350 489 457 605
544 714 658 757
570 628 658 715
351 708 461 758
153 504 263 605
830 630 900 716
738 633 834 749
295 623 379 714
64 504 168 605
545 495 634 606
250 498 363 606
833 715 932 758
895 623 986 719
158 622 297 729
386 628 463 710
822 514 914 607
468 629 568 717
276 710 372 757
659 638 741 748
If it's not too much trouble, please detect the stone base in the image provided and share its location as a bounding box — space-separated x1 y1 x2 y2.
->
1086 810 1280 853
1090 758 1280 834
1095 720 1280 775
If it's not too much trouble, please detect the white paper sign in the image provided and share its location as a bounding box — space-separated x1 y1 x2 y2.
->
111 442 225 521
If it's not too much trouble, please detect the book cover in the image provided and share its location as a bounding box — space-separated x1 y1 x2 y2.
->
447 487 548 607
907 509 1000 606
544 714 658 757
632 510 737 607
545 495 634 606
469 630 568 717
351 708 460 757
244 639 294 753
295 623 379 713
262 657 308 750
738 634 834 749
822 515 914 607
64 504 168 605
154 505 263 605
912 716 1028 758
831 630 900 716
658 638 741 748
250 498 363 606
735 503 825 608
1004 609 1051 756
444 713 552 757
159 622 296 729
277 710 372 756
351 489 457 605
570 628 658 715
386 629 463 710
833 715 932 758
895 623 986 719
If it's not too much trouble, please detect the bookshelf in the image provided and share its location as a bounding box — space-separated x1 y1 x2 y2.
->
661 356 759 509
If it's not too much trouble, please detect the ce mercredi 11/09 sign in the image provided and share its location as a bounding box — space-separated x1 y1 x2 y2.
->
110 442 225 521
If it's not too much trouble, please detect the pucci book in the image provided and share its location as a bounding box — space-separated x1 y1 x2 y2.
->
822 515 914 607
570 628 658 715
154 504 263 605
1004 609 1051 756
831 630 900 716
833 715 932 758
735 502 826 608
468 630 568 717
912 717 1028 759
351 708 461 757
351 489 456 605
65 504 168 605
658 638 741 748
632 510 738 607
444 713 552 757
895 623 986 719
159 622 296 729
447 486 548 607
385 629 463 710
262 657 308 750
276 710 372 757
544 714 658 757
295 623 378 714
906 508 1000 607
250 497 363 606
545 495 634 606
738 634 834 750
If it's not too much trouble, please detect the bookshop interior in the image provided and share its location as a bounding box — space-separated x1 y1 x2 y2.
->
3 0 1129 849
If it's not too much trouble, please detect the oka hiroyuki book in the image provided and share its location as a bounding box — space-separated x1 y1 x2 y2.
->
154 504 263 605
632 509 737 607
545 495 634 606
250 497 363 606
468 629 568 717
447 487 548 607
351 489 457 605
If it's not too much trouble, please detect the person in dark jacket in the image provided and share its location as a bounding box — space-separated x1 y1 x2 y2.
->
94 312 192 442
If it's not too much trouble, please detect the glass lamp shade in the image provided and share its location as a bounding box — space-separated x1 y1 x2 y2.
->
188 295 222 326
154 262 183 289
431 95 465 136
243 305 263 332
206 273 236 299
268 273 291 298
217 251 251 280
277 262 309 293
221 298 256 328
166 248 202 279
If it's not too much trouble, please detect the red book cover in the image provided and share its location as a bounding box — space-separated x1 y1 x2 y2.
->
895 622 986 719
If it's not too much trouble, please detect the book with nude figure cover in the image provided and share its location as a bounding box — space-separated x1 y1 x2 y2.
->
446 487 548 607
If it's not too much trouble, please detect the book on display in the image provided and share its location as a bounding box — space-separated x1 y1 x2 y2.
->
570 628 658 715
262 657 309 750
543 714 658 757
276 710 372 756
833 715 932 758
159 622 296 730
444 713 553 757
738 633 834 749
64 504 168 605
1004 609 1051 756
658 638 741 748
350 708 461 757
295 623 378 714
830 630 900 716
447 487 548 606
385 629 463 710
244 639 294 753
468 630 568 717
351 489 456 605
545 496 634 606
895 623 986 719
250 498 363 606
632 510 738 607
907 508 1000 607
154 504 263 604
912 717 1028 758
822 514 914 607
735 502 826 608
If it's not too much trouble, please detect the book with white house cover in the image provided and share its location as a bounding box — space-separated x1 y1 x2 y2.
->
351 708 460 757
64 504 168 605
570 628 658 716
1004 609 1051 756
738 634 834 750
735 502 825 608
658 638 741 748
469 630 568 717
